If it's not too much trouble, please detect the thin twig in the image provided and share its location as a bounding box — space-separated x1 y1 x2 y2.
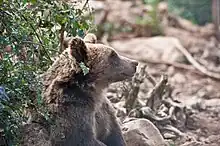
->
59 25 65 53
174 40 220 80
145 68 156 86
146 74 168 110
81 0 89 10
22 41 43 46
19 14 52 63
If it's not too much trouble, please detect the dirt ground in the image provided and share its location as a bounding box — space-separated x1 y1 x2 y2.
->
89 0 220 145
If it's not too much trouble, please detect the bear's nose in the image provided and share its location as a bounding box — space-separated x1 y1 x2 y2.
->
131 60 138 67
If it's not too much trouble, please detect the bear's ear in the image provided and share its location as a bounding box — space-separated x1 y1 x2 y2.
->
69 37 88 63
84 33 97 44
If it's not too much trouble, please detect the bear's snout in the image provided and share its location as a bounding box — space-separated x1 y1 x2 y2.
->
129 59 138 75
119 56 138 78
131 60 138 68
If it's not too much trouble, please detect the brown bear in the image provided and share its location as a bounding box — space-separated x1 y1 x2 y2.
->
21 33 138 146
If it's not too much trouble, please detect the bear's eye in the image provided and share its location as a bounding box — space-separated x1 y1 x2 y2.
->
110 51 117 58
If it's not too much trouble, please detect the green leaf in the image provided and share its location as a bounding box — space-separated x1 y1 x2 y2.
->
77 29 84 38
37 91 42 105
23 0 27 4
79 62 90 75
29 0 37 4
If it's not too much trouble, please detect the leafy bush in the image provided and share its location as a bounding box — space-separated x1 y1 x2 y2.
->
0 0 92 145
167 0 212 25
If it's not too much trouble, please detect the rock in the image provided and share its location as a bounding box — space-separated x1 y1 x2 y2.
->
122 118 166 146
171 73 187 84
111 36 186 63
163 27 209 48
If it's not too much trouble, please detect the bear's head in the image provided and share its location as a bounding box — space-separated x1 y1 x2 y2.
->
68 33 138 88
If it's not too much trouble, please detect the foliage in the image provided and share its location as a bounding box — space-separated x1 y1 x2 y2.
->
138 0 162 35
167 0 212 25
79 62 90 75
0 0 92 145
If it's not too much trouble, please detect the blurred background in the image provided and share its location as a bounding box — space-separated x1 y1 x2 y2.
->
89 0 219 40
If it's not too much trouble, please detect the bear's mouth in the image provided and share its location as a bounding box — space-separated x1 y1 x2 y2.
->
109 72 135 83
121 71 136 79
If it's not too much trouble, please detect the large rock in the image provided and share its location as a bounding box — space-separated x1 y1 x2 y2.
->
111 36 186 63
122 118 166 146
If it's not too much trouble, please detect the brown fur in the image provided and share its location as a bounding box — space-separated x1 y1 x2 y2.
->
21 34 138 146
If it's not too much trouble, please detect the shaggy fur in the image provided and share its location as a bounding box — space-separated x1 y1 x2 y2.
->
21 34 138 146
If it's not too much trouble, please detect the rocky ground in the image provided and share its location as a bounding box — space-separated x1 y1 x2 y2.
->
88 0 220 145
